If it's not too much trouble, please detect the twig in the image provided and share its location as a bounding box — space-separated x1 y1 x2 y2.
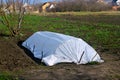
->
18 8 25 29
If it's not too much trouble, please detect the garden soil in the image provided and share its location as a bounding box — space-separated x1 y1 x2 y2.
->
0 34 120 80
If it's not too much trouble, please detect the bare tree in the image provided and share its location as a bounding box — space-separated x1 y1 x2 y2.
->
0 0 29 36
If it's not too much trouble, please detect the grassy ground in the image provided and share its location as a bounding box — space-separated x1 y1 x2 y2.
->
21 11 120 53
0 11 120 80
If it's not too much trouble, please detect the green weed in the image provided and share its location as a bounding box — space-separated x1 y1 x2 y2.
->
0 73 19 80
86 61 100 65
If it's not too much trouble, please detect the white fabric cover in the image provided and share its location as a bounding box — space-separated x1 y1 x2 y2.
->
22 31 103 66
117 0 120 5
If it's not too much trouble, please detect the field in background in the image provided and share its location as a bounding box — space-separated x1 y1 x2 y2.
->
23 11 120 53
37 11 120 16
0 11 120 80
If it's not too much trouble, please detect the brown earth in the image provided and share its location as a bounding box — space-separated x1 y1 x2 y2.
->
0 34 120 80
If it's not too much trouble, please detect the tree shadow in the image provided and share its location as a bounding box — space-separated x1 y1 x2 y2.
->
17 41 43 65
0 33 10 37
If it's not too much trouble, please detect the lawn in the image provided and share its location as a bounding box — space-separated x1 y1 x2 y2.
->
21 11 120 52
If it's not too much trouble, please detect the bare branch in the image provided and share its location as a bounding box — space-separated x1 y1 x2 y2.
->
0 0 27 36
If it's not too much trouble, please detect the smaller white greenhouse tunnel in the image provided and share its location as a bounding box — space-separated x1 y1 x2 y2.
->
22 31 104 66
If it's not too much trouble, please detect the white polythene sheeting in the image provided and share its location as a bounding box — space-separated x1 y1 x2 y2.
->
117 0 120 5
22 31 104 66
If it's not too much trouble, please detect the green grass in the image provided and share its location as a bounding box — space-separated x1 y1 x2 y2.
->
0 12 120 52
0 75 16 80
0 70 26 80
0 73 19 80
86 61 100 65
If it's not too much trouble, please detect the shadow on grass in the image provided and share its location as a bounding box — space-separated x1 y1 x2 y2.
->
17 41 43 65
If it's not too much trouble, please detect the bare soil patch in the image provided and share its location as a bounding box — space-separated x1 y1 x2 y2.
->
0 36 38 71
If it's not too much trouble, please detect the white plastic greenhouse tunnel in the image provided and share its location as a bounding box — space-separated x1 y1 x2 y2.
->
22 31 104 66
